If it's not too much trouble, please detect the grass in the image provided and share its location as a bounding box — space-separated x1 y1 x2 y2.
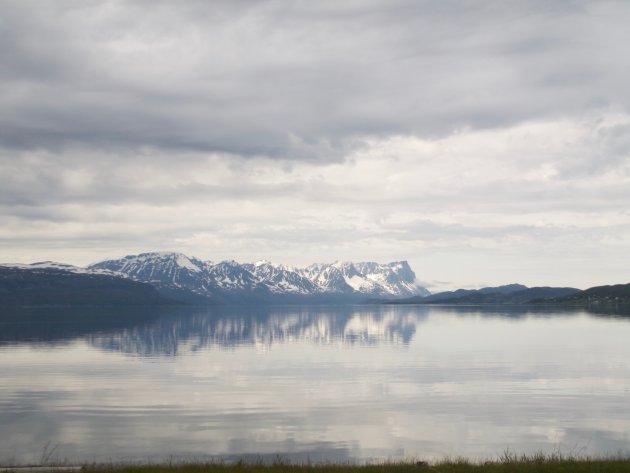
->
68 454 630 473
4 453 630 473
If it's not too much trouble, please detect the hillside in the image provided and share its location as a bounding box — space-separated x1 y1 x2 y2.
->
538 283 630 308
389 284 580 305
0 265 179 308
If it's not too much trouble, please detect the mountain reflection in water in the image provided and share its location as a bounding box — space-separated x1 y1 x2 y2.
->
1 305 629 465
0 304 586 354
89 306 425 356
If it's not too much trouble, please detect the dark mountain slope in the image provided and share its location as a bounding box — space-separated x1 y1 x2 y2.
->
389 285 579 305
423 284 527 301
538 283 630 308
0 266 178 308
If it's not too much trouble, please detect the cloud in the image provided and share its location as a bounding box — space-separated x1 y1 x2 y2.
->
2 1 630 290
2 113 630 290
1 1 630 158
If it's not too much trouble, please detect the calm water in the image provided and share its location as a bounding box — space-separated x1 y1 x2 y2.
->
1 305 629 464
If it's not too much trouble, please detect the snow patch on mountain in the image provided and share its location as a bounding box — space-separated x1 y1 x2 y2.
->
244 261 319 294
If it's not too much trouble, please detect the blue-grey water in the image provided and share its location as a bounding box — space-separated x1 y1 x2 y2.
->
1 305 629 464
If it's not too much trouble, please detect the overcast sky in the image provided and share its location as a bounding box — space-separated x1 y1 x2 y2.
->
2 0 630 291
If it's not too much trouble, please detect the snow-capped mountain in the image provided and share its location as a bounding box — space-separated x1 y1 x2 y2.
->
89 252 429 303
243 261 320 294
89 254 273 296
89 252 205 282
204 260 266 292
299 261 423 297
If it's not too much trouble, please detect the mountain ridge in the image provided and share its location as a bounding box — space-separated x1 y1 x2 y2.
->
535 283 630 309
388 284 581 305
3 254 630 309
87 252 429 304
0 265 178 307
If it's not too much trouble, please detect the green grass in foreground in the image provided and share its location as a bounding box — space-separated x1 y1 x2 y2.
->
76 456 630 473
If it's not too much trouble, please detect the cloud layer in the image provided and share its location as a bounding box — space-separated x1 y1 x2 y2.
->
2 1 630 290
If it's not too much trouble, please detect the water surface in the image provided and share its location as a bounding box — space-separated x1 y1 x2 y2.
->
1 305 629 464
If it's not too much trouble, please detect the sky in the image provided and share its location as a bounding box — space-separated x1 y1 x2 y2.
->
1 0 630 291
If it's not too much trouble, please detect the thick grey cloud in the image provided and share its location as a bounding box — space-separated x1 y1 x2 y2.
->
2 1 630 290
1 0 630 158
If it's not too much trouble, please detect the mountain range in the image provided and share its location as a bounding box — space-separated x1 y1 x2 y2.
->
538 283 630 310
1 252 428 306
88 252 428 304
390 283 581 305
388 282 630 308
3 252 629 309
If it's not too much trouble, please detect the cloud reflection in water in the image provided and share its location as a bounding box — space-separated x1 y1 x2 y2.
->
1 305 629 464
